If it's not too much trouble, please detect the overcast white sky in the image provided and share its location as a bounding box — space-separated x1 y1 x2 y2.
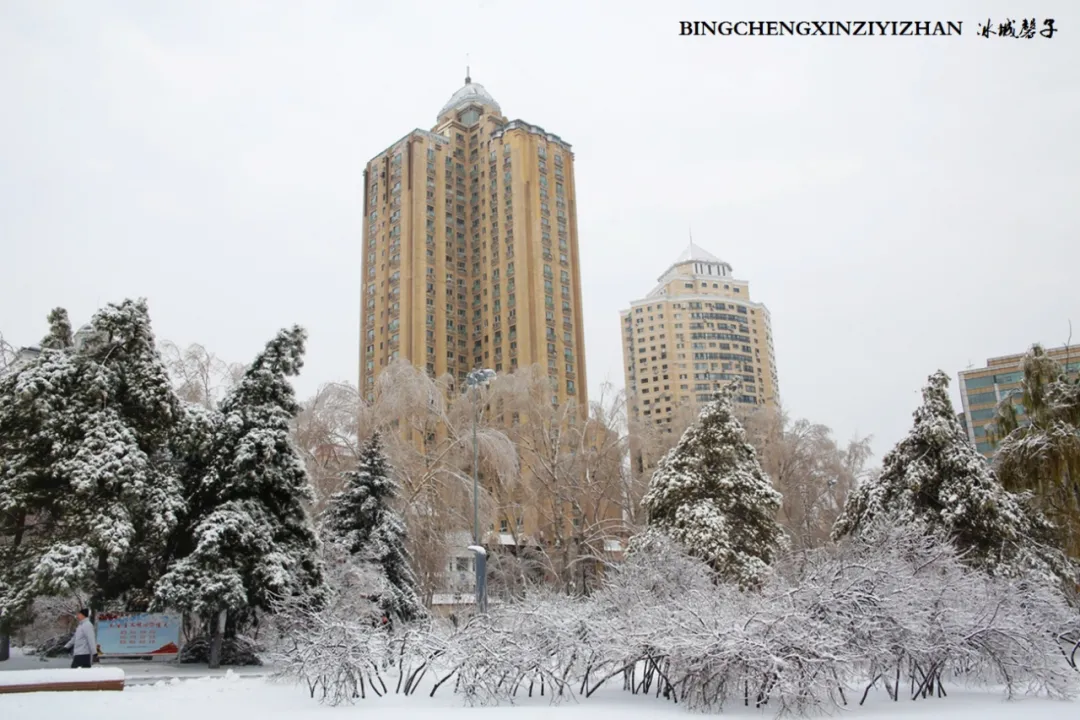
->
2 0 1077 463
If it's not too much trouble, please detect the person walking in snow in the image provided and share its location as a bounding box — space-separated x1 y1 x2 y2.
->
65 608 96 669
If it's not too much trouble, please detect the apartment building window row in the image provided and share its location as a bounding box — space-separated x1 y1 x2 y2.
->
693 352 753 363
690 332 751 344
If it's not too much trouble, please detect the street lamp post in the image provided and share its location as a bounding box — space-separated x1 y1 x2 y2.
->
465 368 496 613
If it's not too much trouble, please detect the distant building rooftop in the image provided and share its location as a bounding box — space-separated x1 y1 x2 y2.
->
438 74 501 117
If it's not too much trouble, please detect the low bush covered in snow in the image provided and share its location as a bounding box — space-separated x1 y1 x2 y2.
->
273 525 1080 713
30 632 75 658
270 372 1079 713
178 635 264 667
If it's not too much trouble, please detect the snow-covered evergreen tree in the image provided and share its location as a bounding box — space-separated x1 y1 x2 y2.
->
79 300 182 450
0 300 183 619
832 370 1067 582
322 432 426 623
151 401 225 606
640 382 784 588
39 307 73 350
154 326 323 623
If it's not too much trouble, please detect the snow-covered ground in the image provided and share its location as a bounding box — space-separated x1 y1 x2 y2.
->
0 666 124 688
1 647 267 682
0 672 1075 720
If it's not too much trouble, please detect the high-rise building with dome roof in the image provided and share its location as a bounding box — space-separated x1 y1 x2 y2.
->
619 243 779 437
360 75 587 406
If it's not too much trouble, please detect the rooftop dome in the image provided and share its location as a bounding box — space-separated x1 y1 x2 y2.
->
438 74 501 117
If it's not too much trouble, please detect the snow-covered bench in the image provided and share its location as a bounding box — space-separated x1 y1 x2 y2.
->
0 667 125 694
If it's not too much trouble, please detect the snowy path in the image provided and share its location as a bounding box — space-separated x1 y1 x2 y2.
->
1 649 268 684
0 673 1075 719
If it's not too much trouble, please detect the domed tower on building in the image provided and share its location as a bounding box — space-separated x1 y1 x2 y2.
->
360 74 587 409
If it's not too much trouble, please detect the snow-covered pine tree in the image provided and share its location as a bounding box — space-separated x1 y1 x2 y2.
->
154 326 323 630
40 307 73 350
0 333 83 640
153 401 224 591
832 370 1067 582
0 300 184 621
63 300 184 608
322 432 427 623
640 382 784 589
79 300 183 451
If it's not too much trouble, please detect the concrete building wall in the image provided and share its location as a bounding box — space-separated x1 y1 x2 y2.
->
620 246 780 437
360 79 586 408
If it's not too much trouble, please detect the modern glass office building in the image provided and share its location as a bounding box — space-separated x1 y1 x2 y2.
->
957 345 1080 457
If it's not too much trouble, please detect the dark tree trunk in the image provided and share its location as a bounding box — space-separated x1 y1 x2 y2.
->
92 550 110 611
1 512 27 660
208 610 226 669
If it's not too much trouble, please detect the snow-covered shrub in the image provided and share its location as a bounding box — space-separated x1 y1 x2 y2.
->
449 590 596 705
276 520 1079 713
266 375 1078 713
33 631 75 658
13 596 81 650
268 537 434 705
270 579 448 706
601 524 1080 713
448 526 1080 713
178 634 264 666
271 604 396 705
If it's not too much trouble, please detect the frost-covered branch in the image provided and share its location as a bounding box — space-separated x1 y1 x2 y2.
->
277 520 1080 713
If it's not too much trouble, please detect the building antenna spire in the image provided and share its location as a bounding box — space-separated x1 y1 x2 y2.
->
465 53 471 84
689 226 695 255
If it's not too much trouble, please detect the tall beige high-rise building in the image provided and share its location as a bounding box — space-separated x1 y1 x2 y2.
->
360 75 587 405
620 244 779 434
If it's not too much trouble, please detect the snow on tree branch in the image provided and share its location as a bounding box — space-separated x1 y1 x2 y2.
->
274 522 1080 713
